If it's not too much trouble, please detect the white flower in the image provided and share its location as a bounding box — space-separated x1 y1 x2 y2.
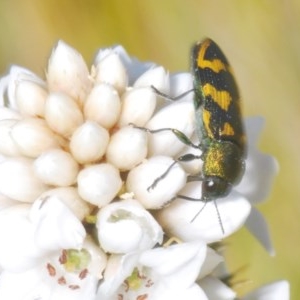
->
0 249 101 300
96 199 163 253
0 199 106 299
97 241 212 300
0 40 287 299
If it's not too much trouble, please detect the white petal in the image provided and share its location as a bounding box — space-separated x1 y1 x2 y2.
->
96 199 163 253
0 107 21 120
97 253 140 299
0 158 48 202
0 65 45 110
0 74 10 107
94 45 155 85
140 241 206 288
243 280 290 300
199 247 224 278
30 196 86 250
237 117 278 204
38 187 91 220
150 283 209 300
134 66 169 93
146 100 195 157
70 121 109 164
199 276 236 300
49 278 98 300
47 40 92 106
0 205 45 271
94 51 128 94
0 267 49 300
0 263 98 300
100 215 144 253
15 80 47 117
34 149 79 186
156 186 251 243
45 92 84 137
169 72 194 100
84 83 121 129
83 236 107 279
126 156 187 209
11 118 60 157
0 193 19 210
0 119 22 156
106 126 148 171
77 163 122 206
118 87 157 127
245 207 275 255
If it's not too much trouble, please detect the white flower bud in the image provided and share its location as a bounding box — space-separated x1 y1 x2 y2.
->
0 193 19 210
84 84 121 129
0 204 46 271
45 92 84 137
118 87 156 127
0 107 21 121
34 149 79 186
47 40 92 106
0 119 22 156
156 185 251 242
15 80 47 117
96 199 163 253
77 163 122 206
94 52 128 94
146 100 195 157
134 66 169 93
0 158 48 202
70 121 109 164
126 156 187 209
169 72 193 99
29 196 86 250
0 66 46 110
106 126 148 171
38 187 91 220
11 118 60 158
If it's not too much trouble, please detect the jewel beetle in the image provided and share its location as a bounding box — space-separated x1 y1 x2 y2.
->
134 38 246 230
190 37 246 202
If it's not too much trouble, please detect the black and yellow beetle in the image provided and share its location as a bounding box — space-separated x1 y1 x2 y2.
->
134 38 246 229
191 38 246 201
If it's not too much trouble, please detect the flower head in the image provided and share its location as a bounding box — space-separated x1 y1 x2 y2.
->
0 40 285 299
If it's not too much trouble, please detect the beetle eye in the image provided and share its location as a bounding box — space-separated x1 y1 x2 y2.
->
202 179 216 196
202 177 231 200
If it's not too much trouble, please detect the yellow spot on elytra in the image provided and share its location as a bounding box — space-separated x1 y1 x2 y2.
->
203 109 213 138
203 84 232 111
220 122 235 136
197 39 227 73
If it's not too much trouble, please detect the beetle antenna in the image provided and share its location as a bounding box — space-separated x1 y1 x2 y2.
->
190 198 225 234
190 198 207 222
213 199 225 234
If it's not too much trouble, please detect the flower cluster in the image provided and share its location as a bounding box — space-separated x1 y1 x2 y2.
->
0 41 289 299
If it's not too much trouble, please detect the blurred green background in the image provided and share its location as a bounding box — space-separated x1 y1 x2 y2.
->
0 0 299 298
